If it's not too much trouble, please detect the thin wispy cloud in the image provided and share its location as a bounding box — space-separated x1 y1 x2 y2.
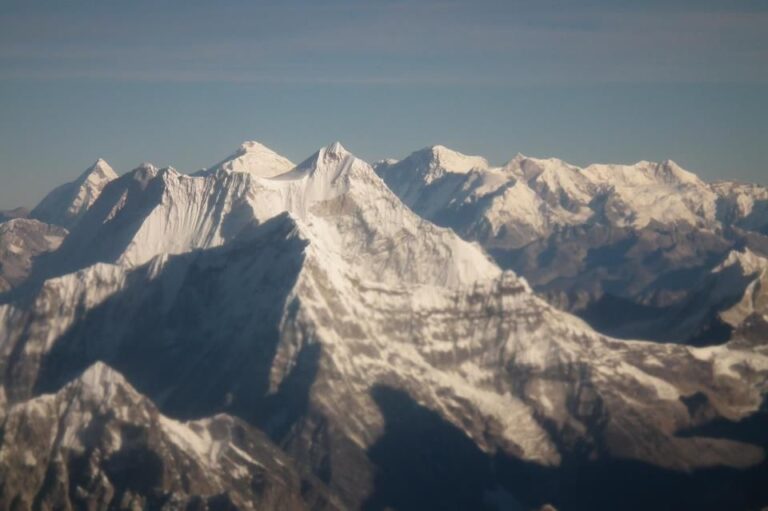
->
1 1 766 85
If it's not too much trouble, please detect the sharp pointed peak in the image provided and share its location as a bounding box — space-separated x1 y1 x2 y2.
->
77 158 117 183
324 141 350 157
237 140 279 154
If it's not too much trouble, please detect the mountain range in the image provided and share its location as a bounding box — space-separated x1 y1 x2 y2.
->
0 141 766 510
375 147 768 343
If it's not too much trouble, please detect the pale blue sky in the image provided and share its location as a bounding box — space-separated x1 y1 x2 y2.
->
1 0 766 209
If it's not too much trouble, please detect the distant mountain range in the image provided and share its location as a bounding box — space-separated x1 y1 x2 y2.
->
376 146 768 343
1 141 766 510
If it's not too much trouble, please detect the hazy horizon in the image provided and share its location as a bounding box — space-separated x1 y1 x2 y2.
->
1 0 767 209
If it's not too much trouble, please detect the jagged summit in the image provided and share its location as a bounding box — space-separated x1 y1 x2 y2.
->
283 142 373 188
326 140 348 156
293 141 352 170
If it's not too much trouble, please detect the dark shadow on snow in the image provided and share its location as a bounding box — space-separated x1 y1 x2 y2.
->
364 385 768 511
34 214 314 440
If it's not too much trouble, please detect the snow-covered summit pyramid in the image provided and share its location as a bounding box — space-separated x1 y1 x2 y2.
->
203 140 295 178
31 158 118 229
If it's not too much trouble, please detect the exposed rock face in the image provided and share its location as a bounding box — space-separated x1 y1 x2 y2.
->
715 249 768 344
1 142 767 509
0 362 340 511
0 218 67 292
375 148 768 344
0 207 29 223
31 159 118 229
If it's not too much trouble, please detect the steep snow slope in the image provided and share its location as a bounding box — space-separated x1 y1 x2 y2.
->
2 142 767 508
0 361 340 511
31 159 118 229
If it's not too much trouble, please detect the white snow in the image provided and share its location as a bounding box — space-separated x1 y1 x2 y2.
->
376 147 725 248
205 140 295 178
31 158 118 228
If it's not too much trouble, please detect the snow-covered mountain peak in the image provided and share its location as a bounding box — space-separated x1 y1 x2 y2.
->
43 141 500 288
288 142 362 182
298 141 352 168
81 158 117 183
375 145 731 249
374 145 490 189
30 159 119 229
326 140 348 157
205 141 294 178
427 144 489 173
239 140 273 152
